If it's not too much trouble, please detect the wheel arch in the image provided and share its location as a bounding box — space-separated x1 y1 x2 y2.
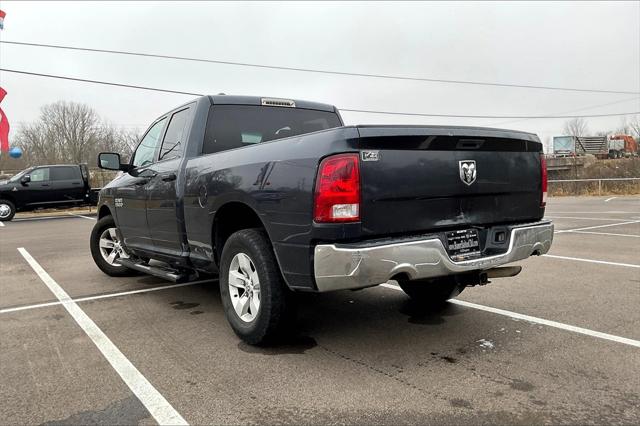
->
211 201 274 267
98 205 113 219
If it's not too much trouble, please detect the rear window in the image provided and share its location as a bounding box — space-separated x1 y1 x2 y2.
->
50 166 81 181
202 105 342 154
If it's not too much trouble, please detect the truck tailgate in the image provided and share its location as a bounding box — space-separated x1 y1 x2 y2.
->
356 126 545 237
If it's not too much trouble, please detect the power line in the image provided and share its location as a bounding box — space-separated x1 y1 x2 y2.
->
491 96 640 126
3 40 639 96
2 67 639 120
0 68 203 97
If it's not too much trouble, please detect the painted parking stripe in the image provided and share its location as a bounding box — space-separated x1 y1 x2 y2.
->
67 212 97 220
604 197 618 202
0 221 4 227
546 216 638 221
568 230 640 238
0 280 213 315
555 220 640 234
17 248 188 426
380 283 640 348
543 254 640 269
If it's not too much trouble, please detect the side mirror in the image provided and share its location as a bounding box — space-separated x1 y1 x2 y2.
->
20 175 31 185
98 152 129 172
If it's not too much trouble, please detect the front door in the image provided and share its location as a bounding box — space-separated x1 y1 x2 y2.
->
24 167 53 205
116 117 167 251
146 107 191 255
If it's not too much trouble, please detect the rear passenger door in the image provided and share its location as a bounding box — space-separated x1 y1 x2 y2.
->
49 166 85 203
146 106 192 255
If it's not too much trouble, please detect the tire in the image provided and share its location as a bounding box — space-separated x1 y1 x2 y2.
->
0 199 16 221
219 228 292 345
396 276 465 305
90 215 137 277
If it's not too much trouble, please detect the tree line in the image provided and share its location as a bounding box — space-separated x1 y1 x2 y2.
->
0 101 139 172
562 116 640 138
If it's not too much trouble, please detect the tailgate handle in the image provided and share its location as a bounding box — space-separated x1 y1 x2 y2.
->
457 139 484 150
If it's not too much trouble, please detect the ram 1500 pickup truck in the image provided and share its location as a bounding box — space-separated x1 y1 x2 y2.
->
0 164 99 221
91 95 553 344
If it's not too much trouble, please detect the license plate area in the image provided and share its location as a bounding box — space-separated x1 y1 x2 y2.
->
445 229 481 261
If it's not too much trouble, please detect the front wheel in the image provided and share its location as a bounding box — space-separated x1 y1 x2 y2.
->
219 229 292 345
396 276 465 305
90 215 137 277
0 199 16 221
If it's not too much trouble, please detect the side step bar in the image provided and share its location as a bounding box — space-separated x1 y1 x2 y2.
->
116 258 190 283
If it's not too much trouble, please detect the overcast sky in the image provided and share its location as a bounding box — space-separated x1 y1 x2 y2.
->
1 1 639 151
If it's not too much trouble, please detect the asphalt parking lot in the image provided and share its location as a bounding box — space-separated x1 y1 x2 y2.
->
1 196 639 425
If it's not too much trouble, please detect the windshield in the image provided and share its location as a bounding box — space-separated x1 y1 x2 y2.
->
8 168 33 183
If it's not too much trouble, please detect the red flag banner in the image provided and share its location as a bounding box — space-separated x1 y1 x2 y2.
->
0 87 9 153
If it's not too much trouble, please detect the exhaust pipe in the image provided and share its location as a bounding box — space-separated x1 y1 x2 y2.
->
485 266 522 279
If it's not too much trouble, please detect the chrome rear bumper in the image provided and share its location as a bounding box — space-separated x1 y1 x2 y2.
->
313 221 553 292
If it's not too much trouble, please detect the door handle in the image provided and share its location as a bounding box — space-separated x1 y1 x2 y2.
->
134 177 151 186
41 183 50 187
160 173 177 182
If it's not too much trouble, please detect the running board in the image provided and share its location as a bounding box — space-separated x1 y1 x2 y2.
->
116 258 189 282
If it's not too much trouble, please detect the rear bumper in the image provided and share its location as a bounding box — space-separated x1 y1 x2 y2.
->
313 221 553 292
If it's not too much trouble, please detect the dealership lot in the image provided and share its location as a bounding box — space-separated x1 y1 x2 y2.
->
1 196 639 425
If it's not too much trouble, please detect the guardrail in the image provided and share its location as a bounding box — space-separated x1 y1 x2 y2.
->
549 177 640 196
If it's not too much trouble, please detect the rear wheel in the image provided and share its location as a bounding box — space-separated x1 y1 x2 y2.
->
396 276 465 305
219 228 292 345
90 215 137 277
0 199 16 221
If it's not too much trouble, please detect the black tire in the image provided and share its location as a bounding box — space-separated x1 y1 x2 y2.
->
396 276 465 305
0 199 16 221
219 228 292 345
90 215 137 277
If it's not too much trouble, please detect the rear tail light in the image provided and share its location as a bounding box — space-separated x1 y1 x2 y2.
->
540 153 548 207
314 153 360 223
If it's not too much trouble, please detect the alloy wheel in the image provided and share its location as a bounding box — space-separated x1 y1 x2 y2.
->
99 227 129 266
228 252 261 323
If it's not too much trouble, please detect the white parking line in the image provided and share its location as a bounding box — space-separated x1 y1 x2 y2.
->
569 230 640 238
379 283 640 348
17 248 188 426
67 212 97 220
546 216 637 221
0 280 213 315
555 220 640 234
0 221 4 227
604 197 618 202
545 211 635 214
543 254 640 269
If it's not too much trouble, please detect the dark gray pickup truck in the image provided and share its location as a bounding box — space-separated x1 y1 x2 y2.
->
91 95 553 344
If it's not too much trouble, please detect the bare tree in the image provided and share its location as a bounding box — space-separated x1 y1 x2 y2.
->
13 101 138 167
628 115 640 139
563 118 588 137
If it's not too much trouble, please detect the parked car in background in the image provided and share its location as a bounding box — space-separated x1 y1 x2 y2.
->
91 95 553 345
0 164 99 221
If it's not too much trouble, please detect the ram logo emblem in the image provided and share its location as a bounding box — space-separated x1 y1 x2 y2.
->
459 160 477 186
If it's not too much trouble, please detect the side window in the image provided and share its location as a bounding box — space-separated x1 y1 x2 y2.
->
30 168 50 182
132 118 167 168
159 108 190 161
50 167 81 181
